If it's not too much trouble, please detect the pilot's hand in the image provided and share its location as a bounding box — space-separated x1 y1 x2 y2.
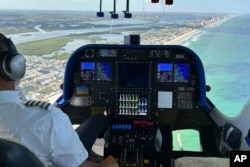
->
100 155 118 167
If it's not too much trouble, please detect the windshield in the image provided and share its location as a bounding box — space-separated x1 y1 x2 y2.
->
0 0 249 117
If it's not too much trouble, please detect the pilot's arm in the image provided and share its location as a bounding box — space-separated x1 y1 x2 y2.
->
46 106 88 167
46 106 118 167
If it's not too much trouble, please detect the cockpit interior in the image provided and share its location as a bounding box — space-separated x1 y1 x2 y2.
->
54 36 225 166
1 1 249 165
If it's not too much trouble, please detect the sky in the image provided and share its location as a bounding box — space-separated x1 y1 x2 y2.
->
0 0 249 14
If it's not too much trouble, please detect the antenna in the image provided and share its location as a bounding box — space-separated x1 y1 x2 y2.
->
97 0 104 17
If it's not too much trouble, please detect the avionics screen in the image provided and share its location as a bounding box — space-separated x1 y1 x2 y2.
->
99 49 117 57
174 63 190 83
157 63 173 82
97 62 112 81
118 63 149 88
80 62 95 81
75 85 89 95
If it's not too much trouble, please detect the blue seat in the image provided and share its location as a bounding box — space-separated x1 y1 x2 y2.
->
0 138 45 167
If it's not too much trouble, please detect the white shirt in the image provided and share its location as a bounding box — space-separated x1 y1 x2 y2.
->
0 90 88 167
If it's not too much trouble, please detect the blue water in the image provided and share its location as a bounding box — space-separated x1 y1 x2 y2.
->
173 15 250 151
181 14 250 117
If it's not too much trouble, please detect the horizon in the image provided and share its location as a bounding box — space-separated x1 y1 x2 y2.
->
0 0 249 14
0 8 244 15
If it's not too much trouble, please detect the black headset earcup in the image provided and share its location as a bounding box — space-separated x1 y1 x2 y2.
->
3 54 26 81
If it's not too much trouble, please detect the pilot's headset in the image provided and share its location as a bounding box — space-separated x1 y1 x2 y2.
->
0 34 26 81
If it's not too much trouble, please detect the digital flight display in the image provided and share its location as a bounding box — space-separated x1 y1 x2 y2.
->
157 63 173 83
75 85 89 95
157 63 190 83
174 63 190 83
97 62 112 81
118 63 149 88
99 49 117 57
80 62 112 82
80 62 95 81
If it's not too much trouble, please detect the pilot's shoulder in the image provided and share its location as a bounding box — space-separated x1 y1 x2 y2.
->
24 100 53 111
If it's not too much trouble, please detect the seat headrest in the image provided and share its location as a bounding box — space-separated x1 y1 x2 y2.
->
0 138 45 167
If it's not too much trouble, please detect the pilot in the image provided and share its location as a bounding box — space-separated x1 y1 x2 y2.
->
0 33 118 167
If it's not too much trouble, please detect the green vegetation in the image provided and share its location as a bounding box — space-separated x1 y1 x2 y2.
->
16 34 106 60
17 36 73 56
44 52 69 60
0 28 37 35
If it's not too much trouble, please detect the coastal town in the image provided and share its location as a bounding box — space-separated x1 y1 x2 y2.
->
22 58 66 101
18 14 231 102
141 15 230 45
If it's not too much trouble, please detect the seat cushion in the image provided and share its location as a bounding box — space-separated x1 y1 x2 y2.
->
175 157 229 167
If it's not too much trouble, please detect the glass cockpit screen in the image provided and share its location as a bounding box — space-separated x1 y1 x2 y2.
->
157 63 173 82
97 62 112 81
80 62 95 81
118 63 149 88
99 49 117 57
174 64 190 83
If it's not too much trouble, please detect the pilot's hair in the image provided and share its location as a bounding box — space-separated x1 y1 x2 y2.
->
0 33 26 81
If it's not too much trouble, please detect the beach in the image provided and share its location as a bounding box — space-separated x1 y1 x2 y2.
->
141 15 232 45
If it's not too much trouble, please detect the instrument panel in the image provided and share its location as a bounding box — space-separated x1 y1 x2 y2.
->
57 44 214 166
59 44 210 119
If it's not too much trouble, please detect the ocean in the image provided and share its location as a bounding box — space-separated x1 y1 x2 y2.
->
175 14 250 151
181 14 250 117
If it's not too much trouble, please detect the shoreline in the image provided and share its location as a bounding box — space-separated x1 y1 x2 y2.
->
169 15 235 45
167 29 200 45
141 14 235 45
